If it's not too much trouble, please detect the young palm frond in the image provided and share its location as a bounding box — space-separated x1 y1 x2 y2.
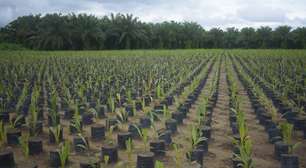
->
280 122 301 154
59 141 70 168
19 133 29 158
126 138 133 168
133 124 149 151
0 121 6 147
50 124 62 144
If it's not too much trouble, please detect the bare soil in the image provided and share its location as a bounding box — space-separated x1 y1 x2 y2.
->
204 61 233 168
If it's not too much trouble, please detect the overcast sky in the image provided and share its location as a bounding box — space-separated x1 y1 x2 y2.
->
0 0 305 29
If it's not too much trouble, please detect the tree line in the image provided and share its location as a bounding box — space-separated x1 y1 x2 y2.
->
0 13 306 50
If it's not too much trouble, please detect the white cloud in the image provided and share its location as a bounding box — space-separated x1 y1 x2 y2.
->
0 0 305 28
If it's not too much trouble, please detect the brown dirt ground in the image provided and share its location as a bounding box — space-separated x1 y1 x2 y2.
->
204 60 233 168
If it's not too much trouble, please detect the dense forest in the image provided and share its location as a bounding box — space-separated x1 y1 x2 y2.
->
0 13 306 50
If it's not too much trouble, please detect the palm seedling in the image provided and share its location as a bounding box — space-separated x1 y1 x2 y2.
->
172 143 183 168
62 84 72 106
264 98 279 123
71 106 82 134
134 125 149 151
131 100 136 116
27 101 38 136
50 89 59 126
186 124 207 160
141 97 148 112
106 125 116 145
27 84 40 136
145 72 153 95
0 121 6 148
154 160 164 168
108 95 115 113
236 109 247 141
233 135 253 168
0 94 6 116
125 138 133 167
59 140 70 168
116 107 128 123
253 84 279 122
50 124 62 144
19 133 29 158
50 89 58 112
76 133 89 152
156 83 163 99
87 153 101 168
116 93 121 107
196 98 207 125
147 110 159 123
232 109 254 168
77 84 86 102
280 122 300 154
15 82 29 113
189 125 207 152
0 82 4 112
103 155 110 166
142 102 151 117
148 114 160 142
126 89 132 104
174 96 181 109
88 107 98 119
9 114 24 129
163 105 171 123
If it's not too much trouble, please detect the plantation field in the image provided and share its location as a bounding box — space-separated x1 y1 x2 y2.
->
0 49 305 168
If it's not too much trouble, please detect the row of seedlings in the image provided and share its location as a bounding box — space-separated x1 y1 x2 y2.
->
236 56 306 138
172 56 220 168
134 56 217 168
187 56 221 167
238 53 305 114
226 58 254 168
133 56 215 168
232 56 300 168
124 56 214 168
175 57 217 167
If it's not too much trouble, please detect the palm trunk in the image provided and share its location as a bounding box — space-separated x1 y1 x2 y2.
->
126 36 131 49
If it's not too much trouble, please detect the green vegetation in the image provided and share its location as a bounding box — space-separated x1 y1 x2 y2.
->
280 122 301 154
1 13 306 50
125 138 133 167
0 121 6 147
19 133 29 158
59 141 70 168
134 125 149 151
0 43 27 50
49 124 62 144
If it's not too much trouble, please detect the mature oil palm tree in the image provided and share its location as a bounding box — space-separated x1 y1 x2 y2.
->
272 26 292 49
256 26 272 48
238 27 257 49
31 14 72 50
206 28 224 48
223 27 239 49
182 22 203 48
108 13 147 49
69 14 105 50
1 15 41 48
291 27 306 49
